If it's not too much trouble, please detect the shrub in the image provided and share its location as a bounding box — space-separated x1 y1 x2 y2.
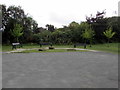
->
38 48 46 51
49 46 55 49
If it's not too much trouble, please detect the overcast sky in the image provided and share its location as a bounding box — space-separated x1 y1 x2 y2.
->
1 0 119 28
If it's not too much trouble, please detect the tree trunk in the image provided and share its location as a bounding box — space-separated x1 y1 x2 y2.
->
89 39 92 47
84 39 87 49
16 37 19 43
107 38 109 47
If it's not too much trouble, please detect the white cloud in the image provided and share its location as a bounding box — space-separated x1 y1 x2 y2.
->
1 0 119 28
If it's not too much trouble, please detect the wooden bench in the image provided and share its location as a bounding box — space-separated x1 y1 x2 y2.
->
12 43 22 49
73 43 87 48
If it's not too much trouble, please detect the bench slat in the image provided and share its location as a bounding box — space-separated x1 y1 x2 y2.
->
12 43 20 45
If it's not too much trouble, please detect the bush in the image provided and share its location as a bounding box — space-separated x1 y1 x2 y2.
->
49 46 55 49
38 48 46 51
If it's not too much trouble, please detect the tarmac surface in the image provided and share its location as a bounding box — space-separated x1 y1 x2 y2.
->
2 52 118 88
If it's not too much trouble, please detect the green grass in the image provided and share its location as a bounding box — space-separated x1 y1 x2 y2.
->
2 44 40 52
0 44 2 51
22 44 40 49
2 45 12 52
17 49 88 53
2 43 119 54
2 44 73 52
78 43 119 54
53 45 73 48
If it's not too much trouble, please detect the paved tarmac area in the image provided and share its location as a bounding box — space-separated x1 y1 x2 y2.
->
2 52 118 88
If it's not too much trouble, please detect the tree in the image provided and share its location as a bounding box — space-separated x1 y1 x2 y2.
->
22 16 38 43
69 21 79 28
46 24 55 32
34 27 46 34
39 30 51 43
86 10 106 24
2 5 38 44
68 21 82 43
1 5 7 31
2 5 25 44
107 17 120 42
86 10 107 43
103 27 116 46
81 23 95 48
10 24 23 42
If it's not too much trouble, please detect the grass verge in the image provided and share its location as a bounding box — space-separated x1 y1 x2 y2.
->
2 43 119 54
16 49 88 53
78 43 119 54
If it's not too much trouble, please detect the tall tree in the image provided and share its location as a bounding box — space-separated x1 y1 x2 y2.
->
69 21 79 28
2 5 38 44
10 24 23 42
46 24 55 32
86 10 106 23
1 5 7 31
103 27 116 46
107 17 120 42
2 5 25 44
81 23 95 48
22 16 38 43
86 10 107 43
68 21 82 43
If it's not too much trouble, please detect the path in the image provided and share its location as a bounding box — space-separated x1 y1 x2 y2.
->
2 52 118 88
3 47 99 54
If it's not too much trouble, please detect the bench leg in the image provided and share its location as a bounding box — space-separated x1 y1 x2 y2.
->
21 44 23 47
12 45 16 49
84 45 86 49
40 44 42 47
74 45 76 48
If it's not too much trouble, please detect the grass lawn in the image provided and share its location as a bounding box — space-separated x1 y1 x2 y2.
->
0 44 2 51
78 43 119 53
2 43 119 53
2 44 40 52
18 49 88 53
2 44 73 52
2 45 12 52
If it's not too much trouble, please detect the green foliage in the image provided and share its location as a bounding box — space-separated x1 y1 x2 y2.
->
2 4 120 44
82 29 94 39
81 23 95 47
33 30 52 43
46 24 55 32
69 21 79 28
81 23 95 41
2 5 38 44
2 43 119 53
40 30 51 42
103 27 116 47
80 22 90 30
11 24 23 37
51 29 72 44
103 27 116 39
10 24 23 42
33 33 41 43
78 43 119 53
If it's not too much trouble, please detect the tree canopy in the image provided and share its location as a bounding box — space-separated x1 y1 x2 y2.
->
1 5 119 45
10 24 23 42
103 27 116 39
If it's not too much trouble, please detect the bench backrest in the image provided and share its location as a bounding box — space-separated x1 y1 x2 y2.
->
40 43 50 45
12 43 20 45
75 43 85 46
